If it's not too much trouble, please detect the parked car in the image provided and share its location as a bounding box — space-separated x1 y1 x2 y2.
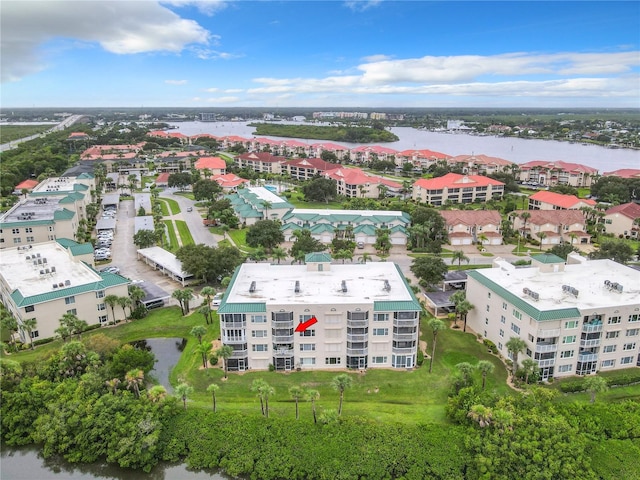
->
187 207 193 212
99 266 120 274
211 292 224 307
357 241 365 249
94 253 109 261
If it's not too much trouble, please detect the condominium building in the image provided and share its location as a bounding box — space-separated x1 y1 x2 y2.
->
412 173 505 206
465 254 640 380
0 241 130 342
218 253 422 371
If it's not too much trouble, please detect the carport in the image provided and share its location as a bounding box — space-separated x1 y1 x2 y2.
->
136 246 194 286
96 217 116 233
101 193 119 210
134 281 171 309
423 290 456 317
441 271 468 292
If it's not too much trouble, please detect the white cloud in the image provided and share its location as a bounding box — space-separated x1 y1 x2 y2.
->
165 79 188 85
224 88 244 93
361 54 392 63
162 0 227 16
204 87 219 92
190 47 242 60
344 0 383 12
1 0 211 82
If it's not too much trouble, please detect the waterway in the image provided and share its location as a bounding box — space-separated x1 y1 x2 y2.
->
169 121 640 172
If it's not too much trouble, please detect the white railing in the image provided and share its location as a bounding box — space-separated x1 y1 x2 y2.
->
582 324 603 333
535 344 558 353
392 346 417 355
580 338 601 348
538 328 561 337
536 358 556 367
223 336 246 343
578 353 598 362
346 348 368 355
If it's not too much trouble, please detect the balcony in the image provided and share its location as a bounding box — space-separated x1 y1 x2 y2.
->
392 346 417 355
535 343 558 353
582 323 603 333
230 349 248 358
347 319 368 328
221 320 246 329
273 320 294 328
537 358 556 368
393 333 417 342
346 347 368 355
578 352 598 362
272 348 294 358
223 336 246 343
272 335 293 343
538 328 561 337
393 319 419 328
580 338 601 348
347 333 368 342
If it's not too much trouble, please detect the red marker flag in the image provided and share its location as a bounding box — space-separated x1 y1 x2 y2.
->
295 316 318 332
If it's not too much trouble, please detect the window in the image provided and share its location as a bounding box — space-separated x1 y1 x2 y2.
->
513 309 522 320
486 305 490 312
558 364 573 373
626 328 639 337
374 313 389 322
603 345 617 353
251 315 267 323
300 344 316 351
511 323 521 334
498 342 503 350
300 329 316 337
629 315 640 323
252 344 268 352
373 328 388 336
300 358 316 365
606 331 620 339
502 302 508 311
98 315 108 324
252 330 268 338
325 357 341 365
65 296 75 305
620 356 634 365
12 228 19 234
564 320 578 329
67 309 77 315
560 350 574 358
601 359 615 368
499 329 504 338
562 335 576 344
371 356 388 364
487 292 491 298
13 238 21 244
95 290 105 299
97 303 106 311
623 343 636 351
26 237 34 243
25 305 35 313
29 330 39 339
608 316 621 325
25 227 32 233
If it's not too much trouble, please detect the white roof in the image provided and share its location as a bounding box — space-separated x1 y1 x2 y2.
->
247 187 288 204
31 177 82 193
227 262 412 306
290 208 404 217
1 242 100 297
137 246 190 277
479 259 640 311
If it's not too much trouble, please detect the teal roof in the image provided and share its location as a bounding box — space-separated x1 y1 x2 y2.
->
74 183 89 191
0 219 54 228
354 224 376 235
373 263 422 312
77 173 94 179
10 272 129 308
466 270 581 322
305 252 332 263
53 208 76 220
56 238 93 255
531 253 565 264
280 222 302 232
218 303 267 314
309 224 334 234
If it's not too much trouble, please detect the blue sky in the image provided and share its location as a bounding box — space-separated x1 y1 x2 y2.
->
1 1 639 108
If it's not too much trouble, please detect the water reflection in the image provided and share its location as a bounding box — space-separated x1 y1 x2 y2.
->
140 338 185 394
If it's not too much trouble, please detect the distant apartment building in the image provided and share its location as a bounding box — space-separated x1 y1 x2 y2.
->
218 254 421 371
194 156 226 176
0 241 130 341
518 160 598 187
528 191 597 211
226 187 294 226
412 173 505 206
603 169 640 180
323 167 402 199
235 152 287 175
603 202 640 239
284 158 339 181
29 174 95 221
396 149 449 170
447 154 516 176
465 254 640 380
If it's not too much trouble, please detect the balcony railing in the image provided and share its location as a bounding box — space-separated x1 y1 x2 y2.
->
393 333 417 342
347 319 368 328
578 353 598 362
221 321 246 329
538 328 561 337
580 338 601 348
230 349 248 358
536 358 556 368
535 343 558 353
272 348 294 358
273 320 294 328
223 336 246 343
272 335 293 343
347 333 368 342
346 347 368 355
392 346 417 355
393 319 419 328
582 323 603 333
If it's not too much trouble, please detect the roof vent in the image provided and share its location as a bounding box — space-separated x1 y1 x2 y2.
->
58 282 64 288
383 280 391 292
51 266 56 273
53 284 58 289
294 280 300 293
64 279 71 286
341 280 347 293
249 281 256 293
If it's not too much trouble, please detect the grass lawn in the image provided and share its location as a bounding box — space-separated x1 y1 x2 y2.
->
158 199 170 216
175 220 194 246
227 228 249 249
286 191 344 210
545 368 640 403
0 124 51 143
175 192 195 200
163 197 181 215
162 220 180 252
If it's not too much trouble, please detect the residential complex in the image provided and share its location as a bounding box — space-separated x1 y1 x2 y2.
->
323 167 402 199
603 202 640 239
412 173 505 206
510 210 591 245
226 187 294 226
0 241 130 341
528 191 597 210
518 160 598 187
218 253 422 371
439 210 503 246
465 254 640 380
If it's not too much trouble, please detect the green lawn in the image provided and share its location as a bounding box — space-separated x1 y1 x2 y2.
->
175 220 194 246
227 228 249 250
162 220 180 251
175 192 195 200
158 199 170 216
163 197 181 215
286 191 344 210
0 124 51 143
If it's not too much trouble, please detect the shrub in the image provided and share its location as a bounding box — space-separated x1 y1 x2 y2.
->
129 305 148 320
417 349 424 367
209 354 218 366
483 339 498 354
84 323 102 332
560 379 585 393
32 337 54 347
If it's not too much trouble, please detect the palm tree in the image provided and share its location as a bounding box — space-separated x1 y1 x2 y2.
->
358 252 372 264
200 286 216 323
307 389 320 424
174 383 194 410
207 383 220 412
457 299 474 333
584 375 608 403
181 288 194 314
537 231 547 250
0 312 19 352
521 358 539 384
216 345 234 379
251 379 268 415
197 305 212 326
172 290 187 315
467 404 493 428
455 362 475 387
427 318 446 373
195 342 212 369
262 383 275 418
476 360 495 390
261 200 272 220
20 318 37 350
505 337 527 377
190 325 207 344
519 211 531 238
54 325 71 343
128 285 145 307
249 247 267 263
289 386 304 420
117 296 132 322
148 385 167 403
452 250 470 268
331 373 352 416
104 294 119 323
125 369 144 398
271 246 287 264
105 378 121 395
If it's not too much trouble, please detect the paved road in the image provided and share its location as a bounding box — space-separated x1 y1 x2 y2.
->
0 115 86 152
160 189 222 247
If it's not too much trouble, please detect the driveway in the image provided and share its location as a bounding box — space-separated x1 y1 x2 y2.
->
160 189 223 247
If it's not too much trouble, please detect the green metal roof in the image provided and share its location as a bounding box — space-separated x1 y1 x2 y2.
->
531 253 565 264
55 238 92 255
374 300 422 312
354 224 376 235
74 184 89 191
0 219 54 228
217 303 267 314
10 272 129 308
54 208 76 220
466 270 581 322
77 173 94 179
309 224 334 234
305 252 332 263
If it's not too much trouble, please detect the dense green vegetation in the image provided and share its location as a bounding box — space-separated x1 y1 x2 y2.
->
250 123 399 143
0 125 53 143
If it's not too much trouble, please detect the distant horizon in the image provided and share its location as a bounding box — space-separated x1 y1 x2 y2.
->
2 1 638 108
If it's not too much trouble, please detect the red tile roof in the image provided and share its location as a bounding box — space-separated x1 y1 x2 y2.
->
449 154 514 167
605 202 640 220
413 173 505 190
237 152 287 163
156 150 207 158
286 158 339 171
529 191 596 209
324 167 401 188
312 142 349 151
212 173 249 189
511 209 586 226
398 149 449 159
194 156 226 170
351 145 398 155
604 169 640 179
68 132 89 138
439 209 502 226
519 160 597 174
155 173 170 184
15 179 39 190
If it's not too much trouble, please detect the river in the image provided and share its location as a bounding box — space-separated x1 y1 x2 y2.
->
169 121 640 172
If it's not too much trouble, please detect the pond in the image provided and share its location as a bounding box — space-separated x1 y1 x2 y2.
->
137 337 187 393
